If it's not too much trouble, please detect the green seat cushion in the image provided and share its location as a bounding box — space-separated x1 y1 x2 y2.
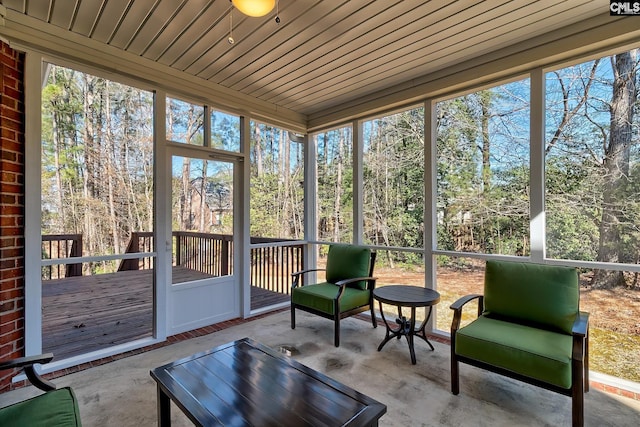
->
326 245 372 290
484 260 579 333
0 387 82 427
292 283 370 315
456 316 572 389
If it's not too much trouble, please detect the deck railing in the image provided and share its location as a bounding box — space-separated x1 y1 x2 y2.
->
41 234 83 279
174 231 233 277
250 237 304 296
42 232 304 297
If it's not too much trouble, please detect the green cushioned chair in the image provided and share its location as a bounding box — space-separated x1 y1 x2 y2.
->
450 260 589 427
291 244 378 347
0 354 82 427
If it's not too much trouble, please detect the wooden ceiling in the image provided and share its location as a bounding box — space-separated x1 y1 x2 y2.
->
0 1 635 130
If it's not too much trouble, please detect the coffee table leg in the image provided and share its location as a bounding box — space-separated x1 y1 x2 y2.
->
157 385 171 427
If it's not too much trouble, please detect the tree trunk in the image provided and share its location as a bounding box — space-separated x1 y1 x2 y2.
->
333 129 344 242
181 158 190 230
254 125 263 176
199 161 208 232
105 82 121 255
480 90 491 192
592 51 636 288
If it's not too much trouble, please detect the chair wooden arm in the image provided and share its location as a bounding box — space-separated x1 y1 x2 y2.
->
571 311 590 395
0 353 56 391
572 311 589 362
450 294 483 333
333 276 377 300
572 311 589 337
291 268 326 288
334 276 377 288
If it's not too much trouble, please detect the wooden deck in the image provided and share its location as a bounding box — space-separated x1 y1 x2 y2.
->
42 267 289 360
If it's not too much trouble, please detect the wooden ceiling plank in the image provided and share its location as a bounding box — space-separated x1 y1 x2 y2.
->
178 1 316 78
259 0 509 103
67 0 103 37
48 0 79 29
0 0 616 120
224 0 417 92
266 0 589 107
167 8 241 72
23 0 51 22
284 3 605 113
248 0 493 100
205 0 379 85
154 2 226 67
167 0 275 73
1 0 27 14
125 0 189 56
107 0 160 50
144 0 216 62
89 0 134 43
308 14 637 127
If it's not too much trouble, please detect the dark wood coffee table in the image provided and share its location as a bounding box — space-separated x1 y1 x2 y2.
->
150 337 386 426
373 285 441 364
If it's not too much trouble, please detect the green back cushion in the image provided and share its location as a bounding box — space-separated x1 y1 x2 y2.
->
325 245 372 290
0 387 82 427
483 260 578 334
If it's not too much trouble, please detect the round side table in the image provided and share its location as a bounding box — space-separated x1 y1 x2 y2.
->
373 285 441 364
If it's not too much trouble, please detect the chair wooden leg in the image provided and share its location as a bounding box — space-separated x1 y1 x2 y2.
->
572 385 584 427
571 350 585 427
584 335 590 392
370 305 377 328
291 306 296 330
334 316 340 347
451 336 460 395
451 362 460 394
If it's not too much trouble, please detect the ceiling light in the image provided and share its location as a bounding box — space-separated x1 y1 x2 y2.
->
232 0 275 17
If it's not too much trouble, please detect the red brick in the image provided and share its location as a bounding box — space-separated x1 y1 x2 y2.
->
1 247 21 258
1 140 22 156
1 127 17 140
0 310 20 325
0 288 22 300
0 54 17 69
0 216 17 227
0 237 17 248
0 205 22 215
0 298 16 311
0 226 21 236
3 85 21 101
0 182 22 194
0 330 21 344
0 194 16 204
0 321 17 335
1 116 21 132
0 171 17 183
0 161 22 174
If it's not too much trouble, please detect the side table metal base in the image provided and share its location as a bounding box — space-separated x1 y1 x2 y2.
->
377 303 435 364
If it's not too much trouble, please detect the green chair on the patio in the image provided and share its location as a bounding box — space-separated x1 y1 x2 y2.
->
0 353 82 426
450 260 589 427
291 244 378 347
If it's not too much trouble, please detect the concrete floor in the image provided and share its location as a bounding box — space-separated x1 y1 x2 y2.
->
2 311 639 426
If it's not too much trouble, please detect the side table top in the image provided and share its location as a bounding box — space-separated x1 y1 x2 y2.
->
373 285 440 307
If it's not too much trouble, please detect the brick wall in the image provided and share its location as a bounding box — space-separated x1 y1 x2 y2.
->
0 41 25 392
